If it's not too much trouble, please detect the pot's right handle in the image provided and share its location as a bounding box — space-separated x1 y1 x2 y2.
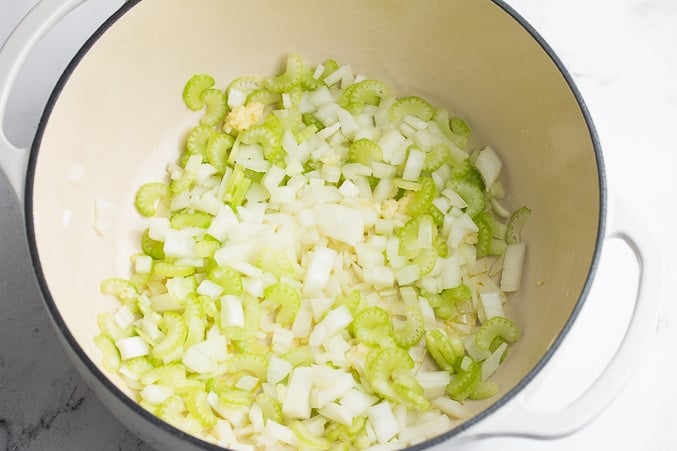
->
0 0 85 205
464 195 662 440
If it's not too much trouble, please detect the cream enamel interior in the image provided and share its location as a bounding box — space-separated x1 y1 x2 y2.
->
31 0 600 445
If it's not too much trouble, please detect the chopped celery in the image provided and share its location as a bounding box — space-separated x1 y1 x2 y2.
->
506 206 531 244
390 96 434 122
182 74 215 111
475 317 521 350
135 183 170 217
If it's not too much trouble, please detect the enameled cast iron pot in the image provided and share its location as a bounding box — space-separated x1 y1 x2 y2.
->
0 0 661 449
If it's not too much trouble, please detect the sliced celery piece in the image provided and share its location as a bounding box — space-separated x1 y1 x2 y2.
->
199 88 227 126
446 358 480 401
389 96 434 122
142 229 165 259
393 305 425 348
186 125 214 155
348 138 383 166
206 133 235 174
264 282 301 327
505 206 531 244
407 177 437 216
135 183 170 217
475 316 521 350
182 74 215 111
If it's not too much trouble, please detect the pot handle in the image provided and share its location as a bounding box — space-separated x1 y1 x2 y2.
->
0 0 85 204
464 194 661 440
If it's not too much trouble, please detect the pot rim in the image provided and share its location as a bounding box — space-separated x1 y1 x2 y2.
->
23 0 607 448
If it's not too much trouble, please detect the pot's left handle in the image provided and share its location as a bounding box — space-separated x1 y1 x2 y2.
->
0 0 85 204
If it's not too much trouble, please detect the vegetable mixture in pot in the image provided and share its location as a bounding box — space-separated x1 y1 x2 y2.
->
94 54 529 450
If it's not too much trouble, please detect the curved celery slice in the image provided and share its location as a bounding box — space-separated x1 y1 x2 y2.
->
282 345 314 367
389 96 434 122
338 82 360 109
391 374 431 411
184 295 206 347
153 312 188 360
448 179 484 219
265 54 305 93
367 346 430 410
239 124 284 163
135 183 170 217
264 282 301 326
393 305 425 348
94 334 121 372
348 138 383 166
255 393 283 423
366 345 413 382
446 358 480 401
505 206 531 244
414 247 438 276
141 363 188 387
185 389 217 428
348 79 392 108
432 108 469 150
170 211 212 230
425 329 464 372
474 214 492 258
224 296 259 341
301 113 325 130
157 396 194 433
469 380 499 400
97 312 133 341
407 177 437 216
200 89 227 126
434 285 471 319
226 76 263 96
334 290 361 315
450 117 472 139
326 416 366 442
352 306 393 345
255 249 295 278
101 278 138 300
195 237 220 258
186 125 214 155
291 421 332 450
206 132 235 173
475 316 520 350
152 262 196 278
208 266 242 295
225 353 268 380
397 217 420 259
142 229 165 259
428 204 445 227
246 88 281 106
433 233 449 258
423 144 450 172
183 74 215 111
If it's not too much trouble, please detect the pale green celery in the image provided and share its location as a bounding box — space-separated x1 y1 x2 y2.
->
122 356 154 378
393 305 425 348
199 88 227 126
264 54 305 93
450 117 472 139
393 178 422 191
389 96 434 122
135 183 171 217
407 176 437 216
224 296 259 341
446 358 480 401
141 363 188 388
226 76 262 96
194 238 220 258
301 112 324 130
326 416 366 443
347 79 392 112
352 306 394 345
232 338 269 356
282 345 314 367
264 283 301 327
286 86 303 108
246 88 281 107
348 138 383 166
142 229 165 259
428 204 445 227
434 285 471 320
448 179 485 219
186 125 214 155
255 249 295 278
101 278 138 301
475 317 521 350
185 389 217 428
255 392 283 423
333 290 362 316
225 353 268 380
152 262 196 278
469 380 499 400
505 206 531 244
97 312 133 340
291 421 332 450
414 248 438 276
239 124 284 164
206 132 235 173
129 272 151 292
432 108 469 150
183 74 215 111
94 334 121 372
184 295 206 347
153 312 188 360
169 172 192 194
157 396 202 435
423 144 450 172
391 373 431 412
170 211 212 230
489 238 507 256
301 58 339 90
433 233 449 258
474 215 492 258
223 164 251 206
425 329 465 372
208 265 243 295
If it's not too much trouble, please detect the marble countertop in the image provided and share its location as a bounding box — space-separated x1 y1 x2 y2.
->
1 0 675 450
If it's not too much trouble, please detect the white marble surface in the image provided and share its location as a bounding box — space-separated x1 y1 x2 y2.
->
0 0 675 450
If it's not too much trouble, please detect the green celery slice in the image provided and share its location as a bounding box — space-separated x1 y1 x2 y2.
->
389 96 434 122
446 358 480 401
185 389 217 428
425 329 464 372
141 229 165 259
183 74 215 111
135 183 170 217
407 177 437 216
348 138 383 166
206 132 235 174
264 282 301 327
199 89 227 126
393 305 425 348
475 316 521 350
153 312 188 360
186 125 214 155
506 206 531 244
